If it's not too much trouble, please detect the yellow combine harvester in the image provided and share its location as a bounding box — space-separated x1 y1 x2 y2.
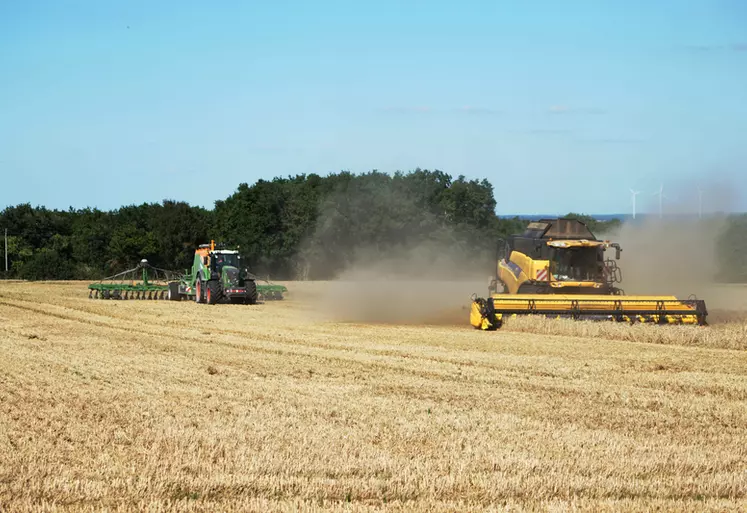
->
470 218 708 330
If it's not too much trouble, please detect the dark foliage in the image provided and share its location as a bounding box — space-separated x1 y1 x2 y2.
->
563 212 622 236
11 169 741 281
2 169 526 280
1 201 213 280
716 214 747 282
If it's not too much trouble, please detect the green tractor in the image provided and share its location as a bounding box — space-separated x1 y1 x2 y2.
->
88 240 288 304
171 241 256 304
170 241 288 304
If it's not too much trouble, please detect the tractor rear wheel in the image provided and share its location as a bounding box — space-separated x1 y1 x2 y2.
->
207 280 222 305
245 280 258 305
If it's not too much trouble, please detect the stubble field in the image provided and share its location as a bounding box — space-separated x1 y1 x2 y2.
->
1 280 746 512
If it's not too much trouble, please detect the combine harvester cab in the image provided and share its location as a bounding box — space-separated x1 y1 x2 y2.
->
471 218 708 330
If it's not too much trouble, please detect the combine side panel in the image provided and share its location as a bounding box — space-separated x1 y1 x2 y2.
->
498 256 530 294
531 260 551 282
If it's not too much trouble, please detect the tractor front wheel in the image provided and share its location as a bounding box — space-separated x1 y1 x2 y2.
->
245 280 258 305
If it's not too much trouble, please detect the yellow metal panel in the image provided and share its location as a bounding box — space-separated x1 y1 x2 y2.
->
511 252 532 274
548 281 605 289
488 294 701 313
470 293 707 329
469 302 491 330
532 259 549 281
498 254 530 294
546 239 606 248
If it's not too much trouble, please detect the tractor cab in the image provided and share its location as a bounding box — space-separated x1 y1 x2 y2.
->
196 242 241 276
211 250 240 273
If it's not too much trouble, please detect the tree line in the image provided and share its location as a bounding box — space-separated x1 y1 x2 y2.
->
0 169 744 282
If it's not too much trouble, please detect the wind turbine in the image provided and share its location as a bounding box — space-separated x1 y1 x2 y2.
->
629 189 641 219
653 184 666 219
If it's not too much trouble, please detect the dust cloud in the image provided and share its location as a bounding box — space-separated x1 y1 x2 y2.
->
312 248 488 326
301 177 745 325
297 189 494 325
603 179 742 312
608 217 726 298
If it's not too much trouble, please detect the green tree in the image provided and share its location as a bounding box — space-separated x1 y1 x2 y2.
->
716 214 747 282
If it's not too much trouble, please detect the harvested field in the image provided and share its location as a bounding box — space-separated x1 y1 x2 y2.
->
1 280 746 512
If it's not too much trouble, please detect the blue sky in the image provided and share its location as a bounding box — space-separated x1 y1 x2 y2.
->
1 0 745 215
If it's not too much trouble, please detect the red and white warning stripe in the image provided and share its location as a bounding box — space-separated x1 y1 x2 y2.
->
536 268 549 281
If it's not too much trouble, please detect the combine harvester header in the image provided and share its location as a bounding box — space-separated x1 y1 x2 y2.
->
470 218 708 329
